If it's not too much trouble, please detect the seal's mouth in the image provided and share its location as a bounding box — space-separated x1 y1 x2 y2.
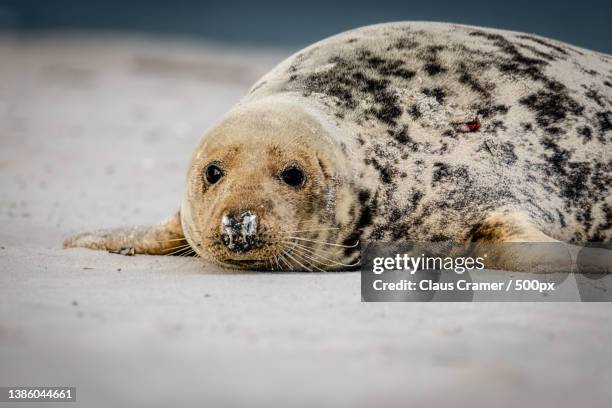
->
218 258 271 270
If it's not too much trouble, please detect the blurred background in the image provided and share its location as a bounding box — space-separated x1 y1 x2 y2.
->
0 0 611 53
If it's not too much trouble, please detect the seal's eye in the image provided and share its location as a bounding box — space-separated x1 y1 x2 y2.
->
280 166 305 187
205 164 224 184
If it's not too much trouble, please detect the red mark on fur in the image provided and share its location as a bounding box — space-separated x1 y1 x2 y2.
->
466 118 481 132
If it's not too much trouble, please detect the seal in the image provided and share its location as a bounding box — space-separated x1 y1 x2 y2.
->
64 22 612 272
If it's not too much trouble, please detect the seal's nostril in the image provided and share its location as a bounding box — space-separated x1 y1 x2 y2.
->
220 211 258 252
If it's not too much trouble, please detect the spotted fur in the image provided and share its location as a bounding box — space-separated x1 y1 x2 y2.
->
246 22 611 250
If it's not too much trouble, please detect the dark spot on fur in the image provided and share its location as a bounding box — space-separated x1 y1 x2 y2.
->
366 97 402 126
541 137 571 174
477 104 509 118
595 111 611 142
409 104 422 119
435 142 449 155
591 203 611 241
442 129 456 138
300 55 404 126
537 135 608 234
382 65 416 80
424 62 447 76
466 35 591 137
516 35 570 56
519 83 584 130
411 190 424 209
432 162 469 185
457 62 493 98
430 233 450 242
546 126 564 135
426 45 445 54
390 37 419 50
421 87 446 104
387 126 419 151
578 126 593 143
470 31 549 83
386 188 427 241
358 190 370 204
302 60 357 108
356 191 374 228
363 54 416 80
490 120 508 132
366 157 396 183
368 225 385 240
604 81 612 89
585 88 606 107
517 43 557 61
343 190 377 254
556 209 567 228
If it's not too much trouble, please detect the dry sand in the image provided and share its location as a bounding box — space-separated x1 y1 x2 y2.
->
0 33 611 408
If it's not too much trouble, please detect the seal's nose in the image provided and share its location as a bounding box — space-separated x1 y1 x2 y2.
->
220 210 258 252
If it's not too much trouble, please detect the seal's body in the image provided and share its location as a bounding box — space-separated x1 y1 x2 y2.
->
65 23 611 272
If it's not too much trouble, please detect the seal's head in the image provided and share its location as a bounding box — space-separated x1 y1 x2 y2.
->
180 97 359 270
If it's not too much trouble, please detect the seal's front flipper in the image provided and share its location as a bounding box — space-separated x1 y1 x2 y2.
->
63 211 188 255
469 211 611 273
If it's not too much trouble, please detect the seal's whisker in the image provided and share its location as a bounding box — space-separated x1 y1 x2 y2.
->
285 236 359 248
290 249 326 272
268 255 278 271
164 243 190 252
179 249 197 258
165 248 191 256
283 227 340 234
281 249 302 271
285 240 360 267
283 249 312 272
178 249 192 257
273 254 282 271
280 254 290 271
283 239 343 257
165 244 193 256
277 252 293 271
163 243 191 252
291 248 327 270
146 238 188 244
285 241 356 267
